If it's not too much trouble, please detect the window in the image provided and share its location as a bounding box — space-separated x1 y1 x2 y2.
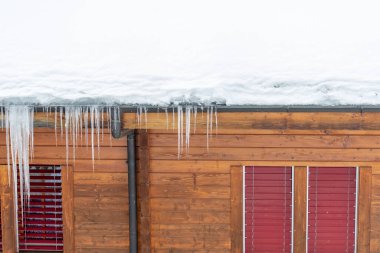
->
238 165 361 253
18 166 63 252
244 166 293 253
307 167 358 253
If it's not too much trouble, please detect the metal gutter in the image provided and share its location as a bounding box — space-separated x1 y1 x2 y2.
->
4 105 380 113
127 130 138 253
119 105 375 113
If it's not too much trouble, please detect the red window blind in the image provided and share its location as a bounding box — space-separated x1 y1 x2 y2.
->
18 165 63 252
244 166 293 253
308 167 357 253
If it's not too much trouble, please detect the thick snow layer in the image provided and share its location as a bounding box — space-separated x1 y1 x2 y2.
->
1 0 380 106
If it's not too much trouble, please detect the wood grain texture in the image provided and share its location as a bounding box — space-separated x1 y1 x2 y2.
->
230 165 243 253
149 134 380 148
136 130 151 253
62 166 75 253
0 166 17 253
122 112 380 131
293 166 307 253
150 147 380 162
358 167 372 253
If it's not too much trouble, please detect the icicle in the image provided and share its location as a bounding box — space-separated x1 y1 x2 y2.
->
84 108 89 147
215 106 218 135
206 107 209 150
96 106 101 158
193 106 197 134
136 106 141 128
5 105 34 243
210 106 213 135
177 105 182 158
90 106 95 171
144 106 148 130
60 107 63 138
1 107 3 128
101 107 104 142
185 106 191 152
54 107 57 146
172 107 175 131
79 107 83 146
165 108 169 130
107 107 113 147
65 107 70 167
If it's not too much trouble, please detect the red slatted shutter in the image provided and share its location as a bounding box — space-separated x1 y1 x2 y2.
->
307 167 358 253
18 165 63 252
244 166 293 253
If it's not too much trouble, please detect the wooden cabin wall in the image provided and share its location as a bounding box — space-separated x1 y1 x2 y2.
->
145 127 380 253
0 129 129 253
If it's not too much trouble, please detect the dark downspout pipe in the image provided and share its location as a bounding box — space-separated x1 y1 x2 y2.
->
111 109 138 253
127 130 138 253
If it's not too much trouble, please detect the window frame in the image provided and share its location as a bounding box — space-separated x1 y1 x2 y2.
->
230 164 372 253
0 165 74 253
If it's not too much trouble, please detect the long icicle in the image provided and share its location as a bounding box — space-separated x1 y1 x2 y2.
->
90 106 95 171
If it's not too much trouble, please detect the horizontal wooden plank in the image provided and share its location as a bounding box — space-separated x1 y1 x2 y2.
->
75 210 128 223
150 133 380 148
150 173 229 186
74 172 128 185
76 248 128 253
152 223 229 231
72 160 128 172
123 112 380 130
150 185 230 199
75 234 128 248
149 128 380 135
74 184 128 197
75 223 129 237
150 147 380 161
74 197 129 211
151 210 230 224
151 198 230 211
151 236 230 249
150 160 232 173
151 225 230 238
153 250 230 253
0 146 127 160
150 160 380 173
0 159 127 172
0 132 126 147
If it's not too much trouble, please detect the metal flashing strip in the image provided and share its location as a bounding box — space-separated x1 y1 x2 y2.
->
354 167 359 253
291 166 295 253
242 166 246 253
306 166 310 253
3 105 380 113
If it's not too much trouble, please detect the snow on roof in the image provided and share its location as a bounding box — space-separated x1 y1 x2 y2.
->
1 0 380 106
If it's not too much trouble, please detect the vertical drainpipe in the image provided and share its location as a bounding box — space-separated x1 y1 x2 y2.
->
111 108 138 253
127 130 138 253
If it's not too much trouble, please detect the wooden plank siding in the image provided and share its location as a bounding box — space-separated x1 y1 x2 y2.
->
145 118 380 253
1 111 380 252
0 130 129 253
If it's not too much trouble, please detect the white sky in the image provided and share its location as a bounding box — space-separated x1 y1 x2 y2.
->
0 0 380 105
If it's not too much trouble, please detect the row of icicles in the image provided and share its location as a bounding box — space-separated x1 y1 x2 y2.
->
1 105 218 250
136 105 218 157
0 105 218 221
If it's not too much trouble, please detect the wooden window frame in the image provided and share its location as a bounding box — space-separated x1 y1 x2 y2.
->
0 165 74 253
230 164 372 253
